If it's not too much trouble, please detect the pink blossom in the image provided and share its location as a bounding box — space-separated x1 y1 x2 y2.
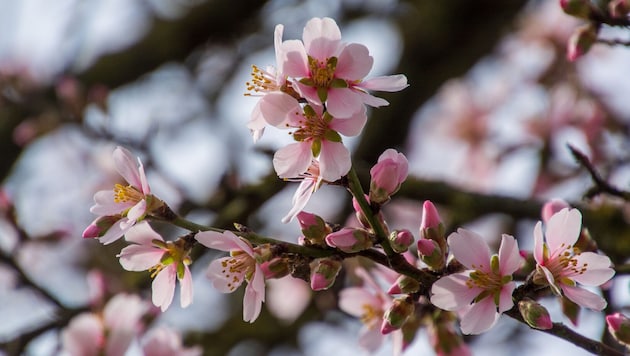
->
339 267 402 354
325 227 372 253
141 326 202 356
541 198 570 222
533 208 615 310
117 222 194 312
261 93 367 182
60 293 149 356
369 149 409 204
281 17 408 117
431 230 523 335
246 24 296 142
85 146 160 244
195 230 266 323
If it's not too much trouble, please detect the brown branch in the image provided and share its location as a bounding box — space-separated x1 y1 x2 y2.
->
568 144 630 201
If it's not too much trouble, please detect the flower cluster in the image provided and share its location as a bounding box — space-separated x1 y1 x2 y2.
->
247 17 408 221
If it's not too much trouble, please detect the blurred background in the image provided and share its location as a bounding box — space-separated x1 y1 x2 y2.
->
1 0 630 354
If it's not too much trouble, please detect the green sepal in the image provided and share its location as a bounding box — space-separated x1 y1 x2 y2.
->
312 139 322 157
317 86 328 103
300 77 315 87
177 262 185 280
324 129 342 143
330 78 347 88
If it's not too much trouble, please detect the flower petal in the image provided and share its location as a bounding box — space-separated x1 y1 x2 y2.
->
243 268 265 323
195 230 253 254
90 190 127 216
281 40 309 78
545 208 582 252
460 298 500 335
179 265 193 308
273 143 313 179
281 178 316 224
259 92 301 127
124 221 163 245
335 43 373 80
562 285 607 310
338 287 380 317
329 107 367 137
113 146 143 189
498 282 516 313
118 245 163 271
533 221 544 264
153 266 176 312
318 141 351 182
448 228 491 271
98 221 125 245
430 272 480 311
358 75 409 92
498 234 523 275
571 252 615 286
303 17 341 59
326 88 363 118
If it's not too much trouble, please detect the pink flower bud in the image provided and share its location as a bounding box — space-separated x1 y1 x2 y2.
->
325 228 372 253
352 195 371 228
607 313 630 347
609 0 630 18
309 258 342 291
260 258 290 279
417 239 445 271
387 275 420 295
567 23 598 62
369 149 408 204
421 200 442 230
518 298 553 330
297 211 331 245
389 229 414 253
381 296 414 334
82 215 121 238
541 199 570 222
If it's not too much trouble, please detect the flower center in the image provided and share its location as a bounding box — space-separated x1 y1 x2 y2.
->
113 184 144 204
360 304 382 329
245 65 280 95
221 252 255 292
292 106 330 142
545 245 587 278
308 56 337 88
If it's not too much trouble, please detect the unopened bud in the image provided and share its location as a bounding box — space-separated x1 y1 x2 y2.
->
82 215 121 238
567 23 599 62
325 228 372 253
420 201 447 254
518 298 553 330
389 229 414 253
381 296 415 334
606 313 630 347
388 275 420 295
417 239 445 271
369 149 408 205
260 257 290 279
297 211 331 245
309 258 342 291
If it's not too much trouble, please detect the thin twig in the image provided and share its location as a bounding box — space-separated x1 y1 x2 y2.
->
568 144 630 201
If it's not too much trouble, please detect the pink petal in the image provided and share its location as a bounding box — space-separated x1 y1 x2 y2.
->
259 92 301 127
355 90 390 107
243 269 265 323
90 190 127 215
61 313 103 356
295 82 321 105
533 221 545 264
358 326 384 352
273 143 313 179
338 287 380 317
498 234 523 275
113 146 143 189
448 229 491 271
247 102 266 143
206 257 246 293
460 298 500 335
335 43 373 80
98 221 125 245
274 24 285 73
195 230 253 254
103 294 147 330
430 272 480 311
318 141 351 182
124 221 163 245
152 266 176 312
281 40 309 78
118 245 163 271
570 252 615 286
545 208 582 251
537 265 561 296
561 285 607 310
329 107 367 137
326 88 363 118
498 282 516 313
125 199 147 223
281 178 316 223
358 75 409 92
303 17 341 59
138 160 150 194
179 265 193 308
